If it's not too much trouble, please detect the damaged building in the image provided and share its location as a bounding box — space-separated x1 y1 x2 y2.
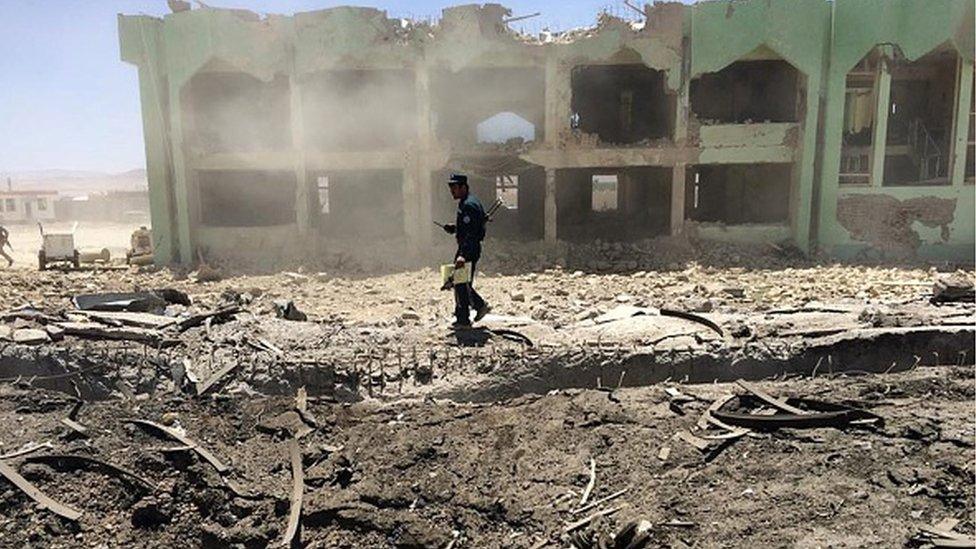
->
118 0 975 266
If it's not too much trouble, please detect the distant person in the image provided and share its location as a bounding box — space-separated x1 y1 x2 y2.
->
441 173 490 328
0 225 12 267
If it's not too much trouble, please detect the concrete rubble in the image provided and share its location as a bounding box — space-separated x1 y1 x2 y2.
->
0 0 972 545
0 250 972 546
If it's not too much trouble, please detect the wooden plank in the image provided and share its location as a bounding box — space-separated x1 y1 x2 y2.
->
60 417 88 437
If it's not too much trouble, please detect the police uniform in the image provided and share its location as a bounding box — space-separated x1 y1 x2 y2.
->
452 184 487 325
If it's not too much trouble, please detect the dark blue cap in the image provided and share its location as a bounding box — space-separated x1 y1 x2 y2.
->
448 173 467 186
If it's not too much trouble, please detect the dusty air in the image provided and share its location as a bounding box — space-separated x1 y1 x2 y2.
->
0 1 973 547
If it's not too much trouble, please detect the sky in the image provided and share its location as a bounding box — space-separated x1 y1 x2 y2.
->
0 0 652 175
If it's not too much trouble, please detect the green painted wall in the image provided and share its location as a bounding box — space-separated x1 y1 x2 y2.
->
690 0 830 253
816 0 975 261
119 15 177 263
119 1 975 265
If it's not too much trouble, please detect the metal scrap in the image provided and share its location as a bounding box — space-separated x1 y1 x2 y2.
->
914 517 976 548
22 454 156 492
563 505 623 533
55 322 173 346
573 488 628 515
125 419 229 474
0 459 83 520
175 306 240 333
486 327 534 347
73 310 178 330
712 396 882 430
281 438 304 546
72 290 186 312
697 394 737 430
735 380 808 415
194 360 241 396
578 458 596 506
660 308 724 337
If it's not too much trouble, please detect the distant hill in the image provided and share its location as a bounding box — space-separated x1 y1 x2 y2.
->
1 169 147 197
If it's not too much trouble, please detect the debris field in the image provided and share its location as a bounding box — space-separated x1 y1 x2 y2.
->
0 255 972 548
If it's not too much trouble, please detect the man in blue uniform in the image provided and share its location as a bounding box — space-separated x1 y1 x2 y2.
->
441 174 491 328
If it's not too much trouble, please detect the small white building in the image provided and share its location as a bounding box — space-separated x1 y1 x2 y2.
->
0 191 58 223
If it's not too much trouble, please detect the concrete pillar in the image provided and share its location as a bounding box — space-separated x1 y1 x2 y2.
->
544 168 557 243
543 56 570 246
544 56 572 146
289 74 310 235
136 64 177 264
869 52 892 187
408 63 434 249
670 164 686 236
950 58 974 186
672 38 691 145
617 172 629 215
791 70 823 254
167 78 195 264
669 36 691 239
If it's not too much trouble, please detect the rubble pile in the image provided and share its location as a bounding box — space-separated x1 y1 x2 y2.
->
0 255 971 547
0 366 972 547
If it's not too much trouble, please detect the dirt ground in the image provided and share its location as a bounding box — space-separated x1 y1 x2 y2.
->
0 367 972 548
0 232 972 548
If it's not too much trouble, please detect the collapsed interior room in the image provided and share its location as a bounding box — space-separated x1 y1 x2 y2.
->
196 170 297 227
690 58 800 124
312 169 404 239
429 163 545 241
554 167 671 241
686 164 792 225
571 55 673 144
432 66 545 148
839 46 961 187
184 69 292 155
302 69 417 151
839 49 883 186
882 47 959 186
